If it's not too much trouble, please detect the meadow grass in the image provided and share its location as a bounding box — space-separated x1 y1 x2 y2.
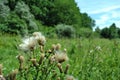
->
0 34 120 79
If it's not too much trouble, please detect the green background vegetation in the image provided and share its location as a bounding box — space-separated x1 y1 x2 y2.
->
0 0 120 79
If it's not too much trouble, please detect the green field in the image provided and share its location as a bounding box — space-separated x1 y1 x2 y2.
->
0 34 120 80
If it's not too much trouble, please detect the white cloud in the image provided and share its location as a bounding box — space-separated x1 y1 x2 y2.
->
89 5 120 14
75 0 120 29
95 9 120 28
96 15 109 25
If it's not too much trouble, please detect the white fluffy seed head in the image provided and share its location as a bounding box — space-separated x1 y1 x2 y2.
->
19 37 37 52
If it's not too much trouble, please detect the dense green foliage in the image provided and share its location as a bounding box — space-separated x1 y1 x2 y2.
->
95 23 120 39
55 24 75 38
0 0 95 37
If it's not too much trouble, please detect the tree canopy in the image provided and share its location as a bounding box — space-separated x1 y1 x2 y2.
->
0 0 95 37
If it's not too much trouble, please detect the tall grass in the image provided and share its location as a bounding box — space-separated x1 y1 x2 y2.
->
0 34 120 79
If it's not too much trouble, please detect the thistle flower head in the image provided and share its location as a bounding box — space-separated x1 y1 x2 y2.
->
19 37 37 52
49 55 56 64
0 75 5 80
33 32 46 46
33 32 42 37
51 43 61 52
54 51 69 63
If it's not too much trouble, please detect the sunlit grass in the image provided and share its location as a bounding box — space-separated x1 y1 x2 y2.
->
0 34 120 79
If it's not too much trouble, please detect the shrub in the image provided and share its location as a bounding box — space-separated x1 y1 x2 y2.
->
0 1 10 22
77 28 93 38
0 24 8 33
15 1 38 33
6 13 28 35
55 24 75 38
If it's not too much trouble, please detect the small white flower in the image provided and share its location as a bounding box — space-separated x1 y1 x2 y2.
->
90 50 93 53
95 46 102 51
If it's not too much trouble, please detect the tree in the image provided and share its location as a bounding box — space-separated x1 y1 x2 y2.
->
81 13 95 29
100 27 110 38
0 0 10 22
15 1 38 33
109 23 118 39
94 26 101 38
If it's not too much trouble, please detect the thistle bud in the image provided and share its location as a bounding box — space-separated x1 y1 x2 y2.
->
51 44 56 52
57 77 60 80
17 55 24 63
40 46 44 53
39 53 45 65
57 63 63 73
19 63 24 71
0 64 2 75
9 69 18 80
56 43 61 50
52 72 57 78
64 64 70 74
17 55 24 71
31 59 38 67
66 75 76 80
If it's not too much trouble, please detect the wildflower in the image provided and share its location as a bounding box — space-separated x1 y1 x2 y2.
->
33 32 42 37
49 55 56 64
33 32 46 46
66 75 76 80
54 51 69 63
51 43 61 53
95 46 102 51
89 50 93 53
19 37 37 52
0 75 5 80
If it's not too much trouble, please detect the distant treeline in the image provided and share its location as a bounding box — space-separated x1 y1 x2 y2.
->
95 23 120 39
0 0 119 39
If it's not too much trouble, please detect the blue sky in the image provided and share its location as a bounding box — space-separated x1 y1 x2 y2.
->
75 0 120 29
